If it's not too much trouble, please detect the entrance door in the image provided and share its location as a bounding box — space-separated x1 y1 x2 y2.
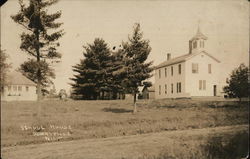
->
213 85 217 96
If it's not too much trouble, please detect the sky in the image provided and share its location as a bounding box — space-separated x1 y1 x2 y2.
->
1 0 249 93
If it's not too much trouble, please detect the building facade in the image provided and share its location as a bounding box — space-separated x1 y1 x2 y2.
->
154 28 221 99
1 71 37 101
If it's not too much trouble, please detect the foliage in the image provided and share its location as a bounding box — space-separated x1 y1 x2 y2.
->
0 49 11 92
109 48 128 99
70 23 153 102
11 0 64 100
19 59 55 94
122 23 153 111
202 131 249 159
59 89 67 99
223 63 250 100
70 38 115 99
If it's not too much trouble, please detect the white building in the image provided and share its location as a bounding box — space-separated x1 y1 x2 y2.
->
154 27 221 99
1 71 37 101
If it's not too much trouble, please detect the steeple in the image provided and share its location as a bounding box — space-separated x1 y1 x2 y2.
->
189 24 207 54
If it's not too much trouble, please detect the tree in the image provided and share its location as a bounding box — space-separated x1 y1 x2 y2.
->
123 23 153 113
70 38 113 100
11 0 64 100
110 48 128 99
0 49 11 92
18 59 55 95
223 63 250 102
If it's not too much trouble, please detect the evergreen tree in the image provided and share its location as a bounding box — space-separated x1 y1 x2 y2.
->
11 0 64 100
224 63 250 102
110 48 128 99
123 23 153 113
71 38 113 100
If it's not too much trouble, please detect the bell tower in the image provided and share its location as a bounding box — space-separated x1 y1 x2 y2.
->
189 25 208 54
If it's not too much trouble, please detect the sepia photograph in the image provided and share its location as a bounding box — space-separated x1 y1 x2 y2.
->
0 0 249 158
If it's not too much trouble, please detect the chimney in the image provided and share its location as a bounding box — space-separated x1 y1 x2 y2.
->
167 53 171 61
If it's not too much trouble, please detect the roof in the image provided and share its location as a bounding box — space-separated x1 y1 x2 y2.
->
155 51 220 69
191 27 208 41
142 84 155 92
147 84 155 92
138 86 144 93
5 71 36 86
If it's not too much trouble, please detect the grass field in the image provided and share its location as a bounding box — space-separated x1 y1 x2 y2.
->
1 98 248 149
2 125 248 159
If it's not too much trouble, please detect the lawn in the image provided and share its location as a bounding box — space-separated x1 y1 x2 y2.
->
1 98 248 148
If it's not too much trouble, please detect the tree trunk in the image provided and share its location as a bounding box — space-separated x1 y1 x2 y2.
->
34 28 42 119
133 93 137 113
37 72 42 101
35 29 42 101
101 91 104 100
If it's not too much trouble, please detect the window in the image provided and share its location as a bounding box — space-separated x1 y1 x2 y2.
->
179 83 181 93
178 64 181 74
177 82 182 93
159 85 161 95
165 84 167 94
193 41 197 49
26 86 29 92
199 80 206 90
18 86 22 91
192 63 199 73
13 86 17 91
171 84 173 94
203 80 206 90
159 69 161 78
208 64 212 74
8 86 11 91
199 80 202 90
176 83 178 93
165 67 167 77
171 66 173 76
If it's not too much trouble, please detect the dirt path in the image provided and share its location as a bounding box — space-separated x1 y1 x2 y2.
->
1 125 248 159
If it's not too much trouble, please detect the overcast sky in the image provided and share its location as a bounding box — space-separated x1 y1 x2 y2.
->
1 0 249 92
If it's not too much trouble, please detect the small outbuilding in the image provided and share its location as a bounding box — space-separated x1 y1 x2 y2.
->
141 85 155 99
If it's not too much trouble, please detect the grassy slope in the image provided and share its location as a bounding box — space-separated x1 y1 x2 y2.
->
1 99 249 147
2 125 248 159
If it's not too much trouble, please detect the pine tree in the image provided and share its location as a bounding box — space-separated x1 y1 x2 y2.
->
123 23 153 113
71 38 113 100
110 48 128 99
11 0 64 100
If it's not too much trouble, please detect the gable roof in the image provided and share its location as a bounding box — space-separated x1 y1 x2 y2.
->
155 51 220 69
147 84 155 92
5 71 36 86
142 84 155 92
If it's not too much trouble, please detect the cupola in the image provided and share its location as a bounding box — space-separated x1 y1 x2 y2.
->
189 26 208 54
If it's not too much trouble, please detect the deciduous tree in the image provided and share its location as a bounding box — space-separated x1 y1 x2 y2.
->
224 63 250 102
19 59 55 95
0 49 11 92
